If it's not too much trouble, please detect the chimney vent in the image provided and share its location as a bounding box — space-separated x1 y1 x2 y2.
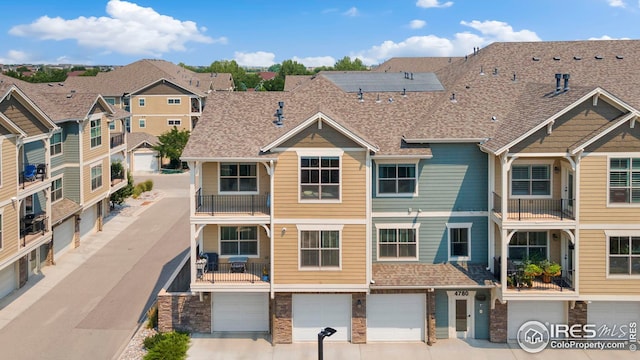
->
555 73 562 93
562 73 570 91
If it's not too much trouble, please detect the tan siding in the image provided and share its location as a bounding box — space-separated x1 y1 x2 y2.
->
273 224 366 284
0 138 18 201
131 115 190 136
579 229 640 295
585 123 640 152
201 162 269 195
580 156 640 223
273 150 366 219
0 97 50 136
137 82 189 96
83 157 110 204
279 122 361 148
201 224 270 263
130 93 192 136
0 204 19 261
82 115 110 161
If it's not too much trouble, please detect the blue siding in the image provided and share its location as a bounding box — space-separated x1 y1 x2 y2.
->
63 167 80 203
435 291 449 339
474 290 490 339
62 123 80 164
372 143 487 212
372 216 488 265
23 142 45 166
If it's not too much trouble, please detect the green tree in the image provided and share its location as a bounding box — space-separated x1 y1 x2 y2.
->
207 60 247 90
152 127 190 169
80 68 100 76
262 77 284 91
110 171 134 207
267 64 281 72
278 59 310 78
333 56 367 71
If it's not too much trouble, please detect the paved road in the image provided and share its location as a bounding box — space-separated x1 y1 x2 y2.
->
0 173 189 360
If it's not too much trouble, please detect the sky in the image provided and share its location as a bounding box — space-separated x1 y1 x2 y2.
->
0 0 637 68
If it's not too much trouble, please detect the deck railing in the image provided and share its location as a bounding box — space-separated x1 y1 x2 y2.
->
110 133 125 148
196 262 269 284
492 192 575 220
195 189 269 215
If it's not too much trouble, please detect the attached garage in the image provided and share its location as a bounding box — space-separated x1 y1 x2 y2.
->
0 264 16 299
508 301 566 339
53 217 75 259
132 151 158 173
79 204 97 239
588 302 640 332
292 294 351 342
212 293 269 332
367 294 425 342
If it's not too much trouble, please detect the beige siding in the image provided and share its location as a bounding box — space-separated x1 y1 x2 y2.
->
579 229 640 295
0 97 50 137
580 156 640 223
200 162 269 195
279 122 361 149
201 224 270 264
585 123 640 152
82 114 111 161
130 92 192 136
82 157 110 204
273 150 366 219
0 203 19 261
131 115 190 136
0 138 18 201
273 224 366 284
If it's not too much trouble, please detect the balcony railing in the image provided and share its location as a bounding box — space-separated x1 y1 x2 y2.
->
195 262 269 284
19 164 47 189
493 257 574 292
21 214 48 247
195 189 269 215
492 192 575 220
110 133 125 148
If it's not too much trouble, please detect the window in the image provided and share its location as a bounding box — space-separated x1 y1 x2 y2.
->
104 97 115 105
448 223 471 261
609 158 640 204
139 119 146 128
609 236 640 275
167 98 181 105
220 163 257 192
50 131 62 156
109 122 115 131
300 230 340 269
168 119 181 126
511 164 550 196
91 164 102 190
378 163 417 195
138 98 145 107
508 231 547 261
51 178 63 202
300 156 339 200
378 228 417 259
220 226 258 256
90 119 102 147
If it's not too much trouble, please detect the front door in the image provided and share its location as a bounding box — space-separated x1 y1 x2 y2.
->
562 167 575 215
447 290 475 338
561 235 575 287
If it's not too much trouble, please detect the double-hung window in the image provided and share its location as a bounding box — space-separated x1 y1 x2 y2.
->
220 226 258 256
91 164 102 190
511 164 550 196
377 225 418 260
51 178 63 202
50 131 62 156
378 163 417 196
448 223 471 261
139 119 146 128
609 158 640 204
608 235 640 275
300 156 340 200
90 119 102 147
167 98 181 105
219 163 257 192
300 228 340 269
138 98 145 107
508 231 547 262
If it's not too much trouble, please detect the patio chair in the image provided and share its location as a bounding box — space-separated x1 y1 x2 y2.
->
24 165 37 182
204 252 218 272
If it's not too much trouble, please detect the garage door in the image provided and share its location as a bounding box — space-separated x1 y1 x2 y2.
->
367 294 425 342
508 301 565 339
80 204 97 239
53 217 75 258
212 293 269 332
0 264 16 299
133 152 157 173
292 294 351 342
588 302 640 334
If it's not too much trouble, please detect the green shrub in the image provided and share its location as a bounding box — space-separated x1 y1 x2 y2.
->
143 179 154 192
147 304 158 329
144 331 190 360
143 333 164 350
132 184 144 199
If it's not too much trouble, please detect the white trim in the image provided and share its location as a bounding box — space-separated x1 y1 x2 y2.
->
509 160 554 199
272 284 369 292
297 226 342 271
217 225 260 258
375 223 420 261
374 160 419 198
90 163 103 192
297 152 342 203
606 156 640 208
604 232 640 279
89 117 103 149
583 151 640 157
82 152 111 166
295 148 344 157
296 224 344 231
217 162 259 195
50 130 63 158
506 152 569 158
447 223 472 261
274 147 364 153
138 118 146 128
138 97 146 107
446 290 476 339
372 211 488 217
273 218 366 225
372 154 433 160
578 295 640 301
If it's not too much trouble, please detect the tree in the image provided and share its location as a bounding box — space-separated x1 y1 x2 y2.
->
152 127 190 169
333 56 367 71
110 171 134 207
278 60 310 78
267 64 281 73
80 68 100 76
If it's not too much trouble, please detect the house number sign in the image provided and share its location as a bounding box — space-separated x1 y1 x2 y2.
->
455 290 469 296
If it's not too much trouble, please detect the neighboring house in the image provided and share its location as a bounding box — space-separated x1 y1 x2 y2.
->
126 132 159 173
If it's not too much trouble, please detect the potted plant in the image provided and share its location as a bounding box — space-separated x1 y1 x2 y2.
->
523 262 542 288
507 275 515 289
540 260 562 283
262 266 269 282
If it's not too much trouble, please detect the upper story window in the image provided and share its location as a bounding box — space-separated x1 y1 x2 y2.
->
511 164 550 197
51 178 63 202
447 223 472 261
139 119 146 128
220 163 257 193
608 235 640 276
138 98 145 107
90 119 102 148
609 158 640 204
167 98 181 105
104 97 116 105
220 226 258 256
508 231 547 262
377 163 417 196
377 225 418 260
50 131 62 156
300 156 340 200
168 119 181 126
109 122 116 131
91 164 103 191
300 229 340 269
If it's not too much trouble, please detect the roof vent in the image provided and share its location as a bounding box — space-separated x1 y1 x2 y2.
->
595 55 603 60
492 68 498 76
553 56 561 61
563 73 570 91
401 88 407 97
573 56 582 60
376 94 381 104
512 73 517 82
616 55 624 59
480 66 485 76
555 73 562 93
273 101 284 127
358 88 364 102
532 57 540 61
450 93 457 103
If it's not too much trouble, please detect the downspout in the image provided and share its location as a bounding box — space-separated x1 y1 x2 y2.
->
189 161 197 286
365 151 372 289
487 152 494 272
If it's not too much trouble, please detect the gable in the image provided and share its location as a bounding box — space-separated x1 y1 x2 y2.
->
137 81 192 96
278 119 363 149
585 123 640 152
0 96 51 137
510 99 625 153
90 101 110 115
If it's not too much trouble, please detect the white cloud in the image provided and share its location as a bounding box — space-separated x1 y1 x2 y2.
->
607 0 625 7
292 56 336 67
0 50 31 64
588 35 631 40
234 51 276 67
416 0 453 8
409 20 427 29
343 7 359 16
8 0 220 58
352 20 540 65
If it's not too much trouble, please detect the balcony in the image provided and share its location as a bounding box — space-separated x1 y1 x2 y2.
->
194 261 269 285
492 192 575 221
195 189 269 216
21 213 49 247
19 164 47 190
110 132 125 149
493 257 574 294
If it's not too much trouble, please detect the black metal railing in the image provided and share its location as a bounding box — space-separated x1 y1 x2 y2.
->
196 262 269 284
19 164 47 189
492 193 575 220
110 133 125 148
195 191 269 215
20 215 48 247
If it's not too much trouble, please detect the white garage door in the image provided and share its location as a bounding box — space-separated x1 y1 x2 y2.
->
53 217 75 258
0 264 16 299
212 293 269 332
367 294 425 342
292 294 351 342
133 152 157 173
588 302 640 334
80 204 97 239
508 301 565 339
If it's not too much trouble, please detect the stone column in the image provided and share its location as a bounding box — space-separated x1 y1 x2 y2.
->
568 301 588 337
352 293 366 344
427 289 436 345
490 301 507 343
273 293 292 344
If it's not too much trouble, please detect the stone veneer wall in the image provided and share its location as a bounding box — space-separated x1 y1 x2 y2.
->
489 301 507 343
157 290 211 333
568 301 588 335
352 293 366 344
273 293 292 344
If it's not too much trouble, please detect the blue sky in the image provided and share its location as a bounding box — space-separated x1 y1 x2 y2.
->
0 0 636 67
